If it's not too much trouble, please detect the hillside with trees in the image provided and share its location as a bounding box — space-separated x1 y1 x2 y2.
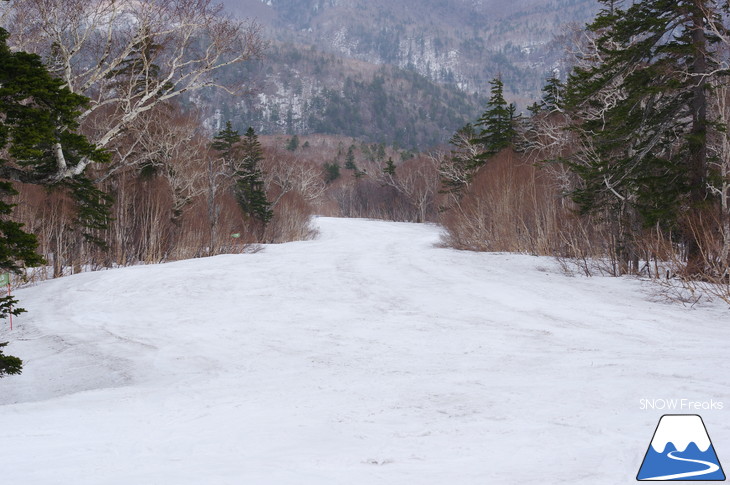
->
196 42 485 149
221 0 599 98
199 0 601 146
437 0 730 302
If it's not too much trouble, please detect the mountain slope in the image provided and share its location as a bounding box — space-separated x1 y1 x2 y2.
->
198 42 484 148
1 217 728 483
197 0 600 147
224 0 599 97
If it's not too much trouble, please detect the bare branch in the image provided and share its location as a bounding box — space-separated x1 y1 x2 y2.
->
2 0 265 180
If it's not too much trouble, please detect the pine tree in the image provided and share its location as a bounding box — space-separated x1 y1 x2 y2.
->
323 161 341 183
540 75 564 113
383 158 397 176
286 135 300 151
0 27 112 374
0 27 108 284
474 77 518 164
234 128 273 226
0 342 22 378
104 26 172 98
564 0 729 274
211 121 241 156
344 145 357 170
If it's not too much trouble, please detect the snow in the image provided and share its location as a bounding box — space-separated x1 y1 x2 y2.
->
1 217 728 484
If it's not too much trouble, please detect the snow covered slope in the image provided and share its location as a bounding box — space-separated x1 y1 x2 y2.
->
1 217 728 484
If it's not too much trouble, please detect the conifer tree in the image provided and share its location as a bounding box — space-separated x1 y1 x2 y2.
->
323 161 341 183
104 26 172 98
235 128 273 226
286 135 300 151
211 121 241 157
383 158 397 177
564 0 729 274
540 75 564 113
344 145 357 170
441 79 519 196
0 27 108 285
0 27 111 373
474 77 518 163
0 342 22 378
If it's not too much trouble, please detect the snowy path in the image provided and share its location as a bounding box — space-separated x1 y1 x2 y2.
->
1 217 728 484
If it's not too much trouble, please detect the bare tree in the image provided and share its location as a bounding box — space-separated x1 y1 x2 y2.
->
709 83 730 267
376 156 440 223
263 148 326 208
131 106 208 228
701 12 730 267
1 0 265 181
205 151 233 254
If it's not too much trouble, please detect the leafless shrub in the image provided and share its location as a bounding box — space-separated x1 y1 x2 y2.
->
440 150 565 254
646 213 730 305
264 192 318 243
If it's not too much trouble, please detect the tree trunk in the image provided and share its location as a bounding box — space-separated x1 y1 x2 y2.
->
685 2 710 276
207 159 218 255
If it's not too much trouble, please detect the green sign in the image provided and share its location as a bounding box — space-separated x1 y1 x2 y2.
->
231 233 241 239
0 273 9 286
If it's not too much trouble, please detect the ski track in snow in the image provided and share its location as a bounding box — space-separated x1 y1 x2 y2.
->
0 217 728 484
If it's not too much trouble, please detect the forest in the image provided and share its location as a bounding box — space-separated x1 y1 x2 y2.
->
0 0 729 350
198 41 485 149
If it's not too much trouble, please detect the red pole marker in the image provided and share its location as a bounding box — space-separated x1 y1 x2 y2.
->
1 274 11 331
7 283 11 331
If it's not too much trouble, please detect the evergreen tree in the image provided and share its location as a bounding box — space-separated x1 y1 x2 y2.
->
0 27 108 285
286 135 300 151
540 75 564 113
0 342 22 378
323 161 341 183
0 27 111 373
527 102 542 117
474 77 519 163
211 121 241 156
383 158 397 176
344 145 357 170
0 182 42 320
564 0 729 274
234 128 273 226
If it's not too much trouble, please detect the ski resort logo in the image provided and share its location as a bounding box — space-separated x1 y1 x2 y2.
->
637 414 725 481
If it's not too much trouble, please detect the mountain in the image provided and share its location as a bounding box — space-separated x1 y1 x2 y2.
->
197 41 484 149
200 0 600 148
223 0 599 94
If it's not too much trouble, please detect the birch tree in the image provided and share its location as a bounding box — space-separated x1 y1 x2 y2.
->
0 0 265 182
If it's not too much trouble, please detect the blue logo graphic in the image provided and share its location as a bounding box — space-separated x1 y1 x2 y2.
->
637 414 725 481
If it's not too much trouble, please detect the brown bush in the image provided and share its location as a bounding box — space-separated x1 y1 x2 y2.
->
440 150 566 254
264 191 318 243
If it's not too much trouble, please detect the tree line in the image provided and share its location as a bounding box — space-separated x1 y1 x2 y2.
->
438 0 730 301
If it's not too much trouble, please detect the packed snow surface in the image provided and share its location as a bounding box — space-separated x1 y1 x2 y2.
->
1 217 728 484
